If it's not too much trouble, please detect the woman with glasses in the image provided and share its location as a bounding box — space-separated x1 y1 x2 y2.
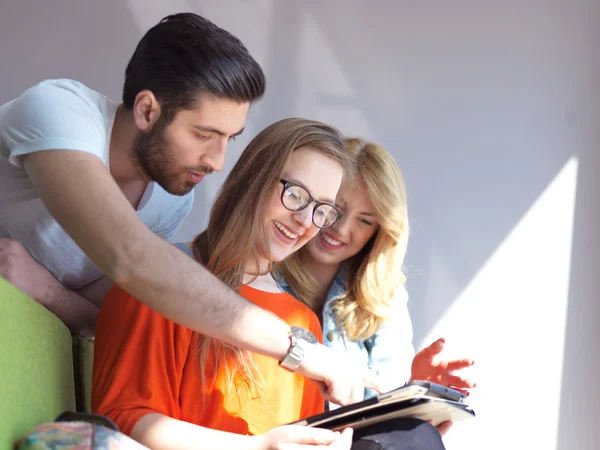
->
91 118 357 449
274 138 475 436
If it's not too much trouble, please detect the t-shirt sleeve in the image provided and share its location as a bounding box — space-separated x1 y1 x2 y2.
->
91 285 194 435
1 79 107 167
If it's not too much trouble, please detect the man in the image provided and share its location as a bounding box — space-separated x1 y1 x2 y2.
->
0 12 377 410
1 12 262 336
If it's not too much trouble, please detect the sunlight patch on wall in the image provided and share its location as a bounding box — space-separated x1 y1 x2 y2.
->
425 156 578 450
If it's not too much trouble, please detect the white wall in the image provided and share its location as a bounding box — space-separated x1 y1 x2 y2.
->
1 1 598 449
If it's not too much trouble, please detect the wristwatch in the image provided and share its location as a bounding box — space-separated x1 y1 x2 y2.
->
279 326 318 372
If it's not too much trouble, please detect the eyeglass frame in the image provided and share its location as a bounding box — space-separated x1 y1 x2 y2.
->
279 179 343 229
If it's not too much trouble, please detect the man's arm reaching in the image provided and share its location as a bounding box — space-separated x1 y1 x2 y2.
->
22 149 380 405
22 149 291 356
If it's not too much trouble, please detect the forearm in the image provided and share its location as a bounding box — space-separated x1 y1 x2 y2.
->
114 232 290 359
22 151 291 361
131 413 262 450
40 281 98 339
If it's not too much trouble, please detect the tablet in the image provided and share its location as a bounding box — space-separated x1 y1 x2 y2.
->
292 381 476 430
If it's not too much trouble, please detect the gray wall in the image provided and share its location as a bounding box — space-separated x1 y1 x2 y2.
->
1 1 598 449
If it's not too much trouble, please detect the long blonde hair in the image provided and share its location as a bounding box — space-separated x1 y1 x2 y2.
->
192 118 352 395
275 138 409 341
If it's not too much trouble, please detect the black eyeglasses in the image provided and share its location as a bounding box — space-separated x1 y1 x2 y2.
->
279 179 342 229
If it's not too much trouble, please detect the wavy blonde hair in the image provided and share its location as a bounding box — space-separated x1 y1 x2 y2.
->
191 118 352 396
275 138 409 341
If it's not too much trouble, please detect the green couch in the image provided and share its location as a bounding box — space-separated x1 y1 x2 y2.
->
0 277 94 449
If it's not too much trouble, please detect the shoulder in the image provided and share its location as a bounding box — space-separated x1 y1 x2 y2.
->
9 79 110 118
27 78 96 97
1 79 115 166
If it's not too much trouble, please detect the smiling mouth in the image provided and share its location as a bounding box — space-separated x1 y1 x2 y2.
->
274 220 299 240
320 232 344 247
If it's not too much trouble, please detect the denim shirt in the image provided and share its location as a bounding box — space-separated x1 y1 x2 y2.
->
275 266 415 406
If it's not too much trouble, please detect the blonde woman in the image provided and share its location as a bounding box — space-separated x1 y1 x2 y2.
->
275 139 475 423
92 119 357 449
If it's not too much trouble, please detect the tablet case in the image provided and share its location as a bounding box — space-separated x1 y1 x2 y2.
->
292 383 476 430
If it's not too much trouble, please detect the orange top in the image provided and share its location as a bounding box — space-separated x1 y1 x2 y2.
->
92 284 324 437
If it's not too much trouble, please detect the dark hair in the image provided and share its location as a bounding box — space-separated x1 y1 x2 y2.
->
122 13 266 122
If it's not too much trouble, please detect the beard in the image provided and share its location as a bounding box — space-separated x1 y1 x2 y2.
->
133 117 212 196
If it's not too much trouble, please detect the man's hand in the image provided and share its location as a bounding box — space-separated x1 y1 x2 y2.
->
0 238 57 302
297 343 383 406
410 338 476 394
0 238 98 338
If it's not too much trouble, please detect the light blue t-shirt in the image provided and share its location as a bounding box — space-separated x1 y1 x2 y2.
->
0 79 194 299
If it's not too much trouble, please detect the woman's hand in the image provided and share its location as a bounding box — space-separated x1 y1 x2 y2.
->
435 420 453 437
410 338 476 394
257 425 354 449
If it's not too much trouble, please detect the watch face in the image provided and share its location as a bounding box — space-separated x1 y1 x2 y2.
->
291 326 318 344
